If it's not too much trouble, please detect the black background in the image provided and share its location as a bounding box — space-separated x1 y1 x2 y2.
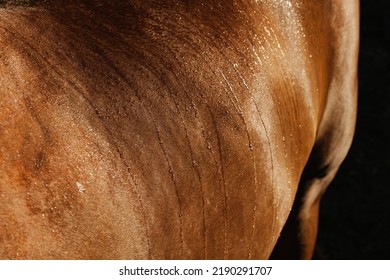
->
316 1 390 259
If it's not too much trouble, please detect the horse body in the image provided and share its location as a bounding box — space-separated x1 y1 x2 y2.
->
0 0 359 259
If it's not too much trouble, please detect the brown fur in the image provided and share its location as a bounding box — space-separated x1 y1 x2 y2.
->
0 0 359 259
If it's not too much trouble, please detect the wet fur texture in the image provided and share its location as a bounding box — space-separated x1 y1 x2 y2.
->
0 0 359 259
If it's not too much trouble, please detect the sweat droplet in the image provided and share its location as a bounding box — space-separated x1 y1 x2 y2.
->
76 181 85 193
